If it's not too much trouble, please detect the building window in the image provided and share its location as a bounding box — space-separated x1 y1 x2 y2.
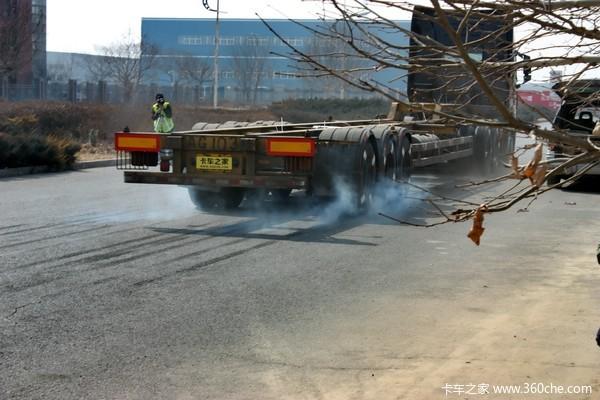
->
272 37 304 47
245 36 271 46
308 38 336 48
287 38 304 47
221 71 234 79
180 35 238 45
178 36 204 45
219 37 235 46
180 36 241 46
273 71 298 80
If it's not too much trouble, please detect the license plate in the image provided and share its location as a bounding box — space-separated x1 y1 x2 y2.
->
196 154 233 171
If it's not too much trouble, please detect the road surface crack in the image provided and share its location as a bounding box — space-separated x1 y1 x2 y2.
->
4 300 40 319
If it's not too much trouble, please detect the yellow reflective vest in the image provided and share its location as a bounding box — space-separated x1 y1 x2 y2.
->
152 101 174 133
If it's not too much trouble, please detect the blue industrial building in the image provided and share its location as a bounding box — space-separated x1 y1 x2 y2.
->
141 18 408 104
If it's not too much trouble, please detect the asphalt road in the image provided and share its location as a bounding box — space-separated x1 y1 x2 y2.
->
1 165 599 399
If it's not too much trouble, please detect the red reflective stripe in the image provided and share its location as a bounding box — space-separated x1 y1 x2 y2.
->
115 132 161 152
266 138 315 157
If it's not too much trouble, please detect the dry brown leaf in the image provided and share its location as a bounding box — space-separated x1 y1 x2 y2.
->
531 143 543 164
522 165 535 178
531 165 548 187
522 143 543 178
593 121 600 137
467 206 487 246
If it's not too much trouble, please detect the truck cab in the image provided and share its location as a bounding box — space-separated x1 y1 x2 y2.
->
547 79 600 182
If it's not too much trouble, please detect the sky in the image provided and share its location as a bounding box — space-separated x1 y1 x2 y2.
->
47 0 409 54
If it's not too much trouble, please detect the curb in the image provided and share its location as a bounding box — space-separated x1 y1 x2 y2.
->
0 159 116 179
74 159 116 170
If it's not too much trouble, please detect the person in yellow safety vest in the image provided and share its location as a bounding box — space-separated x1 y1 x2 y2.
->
151 93 175 133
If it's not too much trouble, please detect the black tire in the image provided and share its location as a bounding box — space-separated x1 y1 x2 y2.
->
220 188 245 209
383 137 398 182
546 174 562 186
497 127 511 156
188 188 219 209
271 189 292 202
355 140 378 210
473 126 495 176
396 134 412 181
490 127 505 174
188 187 244 209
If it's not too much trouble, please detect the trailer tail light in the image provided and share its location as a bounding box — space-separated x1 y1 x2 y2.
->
115 132 161 170
266 138 315 157
159 149 172 172
115 132 161 152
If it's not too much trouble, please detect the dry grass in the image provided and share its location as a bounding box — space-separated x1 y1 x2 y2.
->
77 143 116 161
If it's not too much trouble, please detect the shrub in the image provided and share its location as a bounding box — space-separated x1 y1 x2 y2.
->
46 135 81 168
0 132 81 169
0 102 108 139
0 114 39 135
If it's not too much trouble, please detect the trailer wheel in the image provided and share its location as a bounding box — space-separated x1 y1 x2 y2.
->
546 174 562 186
490 128 505 173
220 188 245 209
188 187 245 209
383 138 398 181
473 127 495 176
497 128 515 169
271 189 292 202
188 188 219 209
356 140 377 209
397 135 412 181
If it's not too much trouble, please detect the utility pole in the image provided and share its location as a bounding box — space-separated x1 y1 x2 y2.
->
203 0 220 108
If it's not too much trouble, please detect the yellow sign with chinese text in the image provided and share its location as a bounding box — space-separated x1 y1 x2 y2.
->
196 154 233 171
